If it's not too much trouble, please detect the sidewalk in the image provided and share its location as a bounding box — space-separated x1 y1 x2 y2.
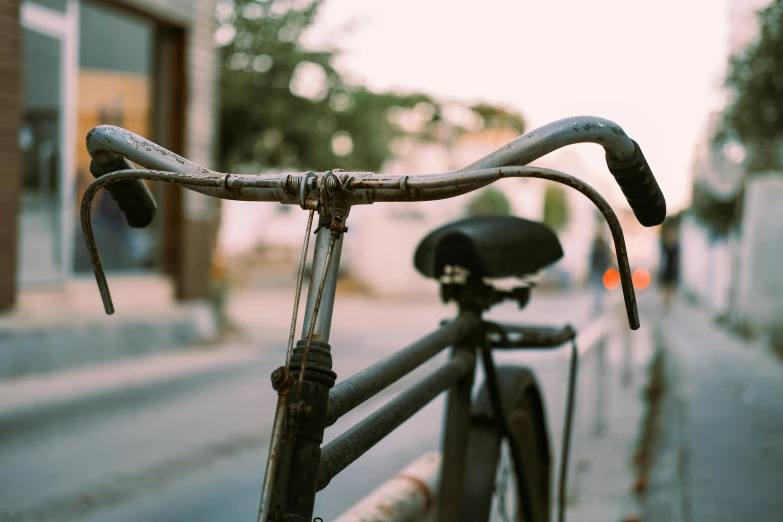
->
0 286 658 521
648 301 783 522
0 276 217 378
558 305 653 522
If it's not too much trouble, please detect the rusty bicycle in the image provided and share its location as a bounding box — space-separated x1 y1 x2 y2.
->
81 116 665 522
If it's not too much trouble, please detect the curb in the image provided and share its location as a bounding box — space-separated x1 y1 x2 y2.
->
0 302 217 379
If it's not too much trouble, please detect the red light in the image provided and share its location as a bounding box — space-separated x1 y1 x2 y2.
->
603 268 621 290
633 268 651 290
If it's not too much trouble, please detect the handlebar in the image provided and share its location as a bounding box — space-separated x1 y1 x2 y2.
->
82 116 667 329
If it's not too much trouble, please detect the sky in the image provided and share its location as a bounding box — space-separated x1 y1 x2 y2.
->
305 0 734 212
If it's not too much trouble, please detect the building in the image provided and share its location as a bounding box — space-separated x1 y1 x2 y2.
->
0 0 220 376
681 0 783 336
2 0 219 311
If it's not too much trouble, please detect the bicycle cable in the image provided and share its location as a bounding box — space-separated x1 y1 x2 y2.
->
285 209 315 368
294 231 338 404
558 339 580 522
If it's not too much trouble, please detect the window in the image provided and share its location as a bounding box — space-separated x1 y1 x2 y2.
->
28 0 67 13
72 1 160 273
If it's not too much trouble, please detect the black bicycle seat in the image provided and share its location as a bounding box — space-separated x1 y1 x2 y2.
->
413 215 563 279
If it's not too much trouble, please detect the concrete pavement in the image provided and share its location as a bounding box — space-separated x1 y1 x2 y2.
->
0 287 656 521
648 301 783 522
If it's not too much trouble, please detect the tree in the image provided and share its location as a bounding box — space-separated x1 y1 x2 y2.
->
216 0 441 173
690 180 742 235
541 185 570 232
469 103 526 134
216 0 528 175
721 0 783 172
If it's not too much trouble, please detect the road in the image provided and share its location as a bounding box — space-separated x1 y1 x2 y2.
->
0 288 620 522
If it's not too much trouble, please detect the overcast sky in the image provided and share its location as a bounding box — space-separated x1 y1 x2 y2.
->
306 0 733 212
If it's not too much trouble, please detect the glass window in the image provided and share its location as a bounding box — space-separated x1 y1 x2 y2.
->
18 27 63 283
72 1 161 274
27 0 67 13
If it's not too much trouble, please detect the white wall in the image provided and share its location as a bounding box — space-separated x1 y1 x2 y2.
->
680 214 736 317
733 174 783 333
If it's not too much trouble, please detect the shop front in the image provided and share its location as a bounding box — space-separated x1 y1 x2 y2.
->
4 0 219 311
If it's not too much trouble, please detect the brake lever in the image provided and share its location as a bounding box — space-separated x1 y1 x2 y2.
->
81 168 225 314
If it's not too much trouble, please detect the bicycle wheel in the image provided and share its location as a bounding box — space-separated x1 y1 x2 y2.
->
458 366 551 522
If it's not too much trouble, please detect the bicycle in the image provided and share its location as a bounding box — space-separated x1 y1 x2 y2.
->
80 116 665 522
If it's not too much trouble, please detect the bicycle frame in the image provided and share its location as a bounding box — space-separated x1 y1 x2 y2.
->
80 115 666 522
257 227 577 522
258 225 472 521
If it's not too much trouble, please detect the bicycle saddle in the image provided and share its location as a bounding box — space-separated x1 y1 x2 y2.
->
413 215 563 279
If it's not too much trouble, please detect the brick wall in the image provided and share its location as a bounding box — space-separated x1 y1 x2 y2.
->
179 0 220 300
0 0 21 311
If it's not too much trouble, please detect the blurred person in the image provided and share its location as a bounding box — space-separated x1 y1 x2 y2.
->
658 226 680 312
588 232 612 317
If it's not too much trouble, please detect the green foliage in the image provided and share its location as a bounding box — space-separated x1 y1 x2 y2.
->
470 103 526 134
466 187 512 216
722 0 783 171
542 185 570 231
216 0 439 172
216 0 527 174
690 180 742 235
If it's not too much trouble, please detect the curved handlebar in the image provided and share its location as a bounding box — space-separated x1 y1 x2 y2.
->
85 116 665 221
83 116 667 329
82 164 641 329
459 116 637 171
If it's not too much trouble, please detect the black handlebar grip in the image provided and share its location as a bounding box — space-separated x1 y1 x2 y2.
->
605 140 666 227
90 155 157 228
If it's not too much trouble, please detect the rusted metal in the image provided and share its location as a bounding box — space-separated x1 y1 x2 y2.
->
271 366 294 393
298 172 316 209
324 311 480 427
317 351 475 491
331 452 442 522
281 338 337 519
258 210 313 522
258 393 291 522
